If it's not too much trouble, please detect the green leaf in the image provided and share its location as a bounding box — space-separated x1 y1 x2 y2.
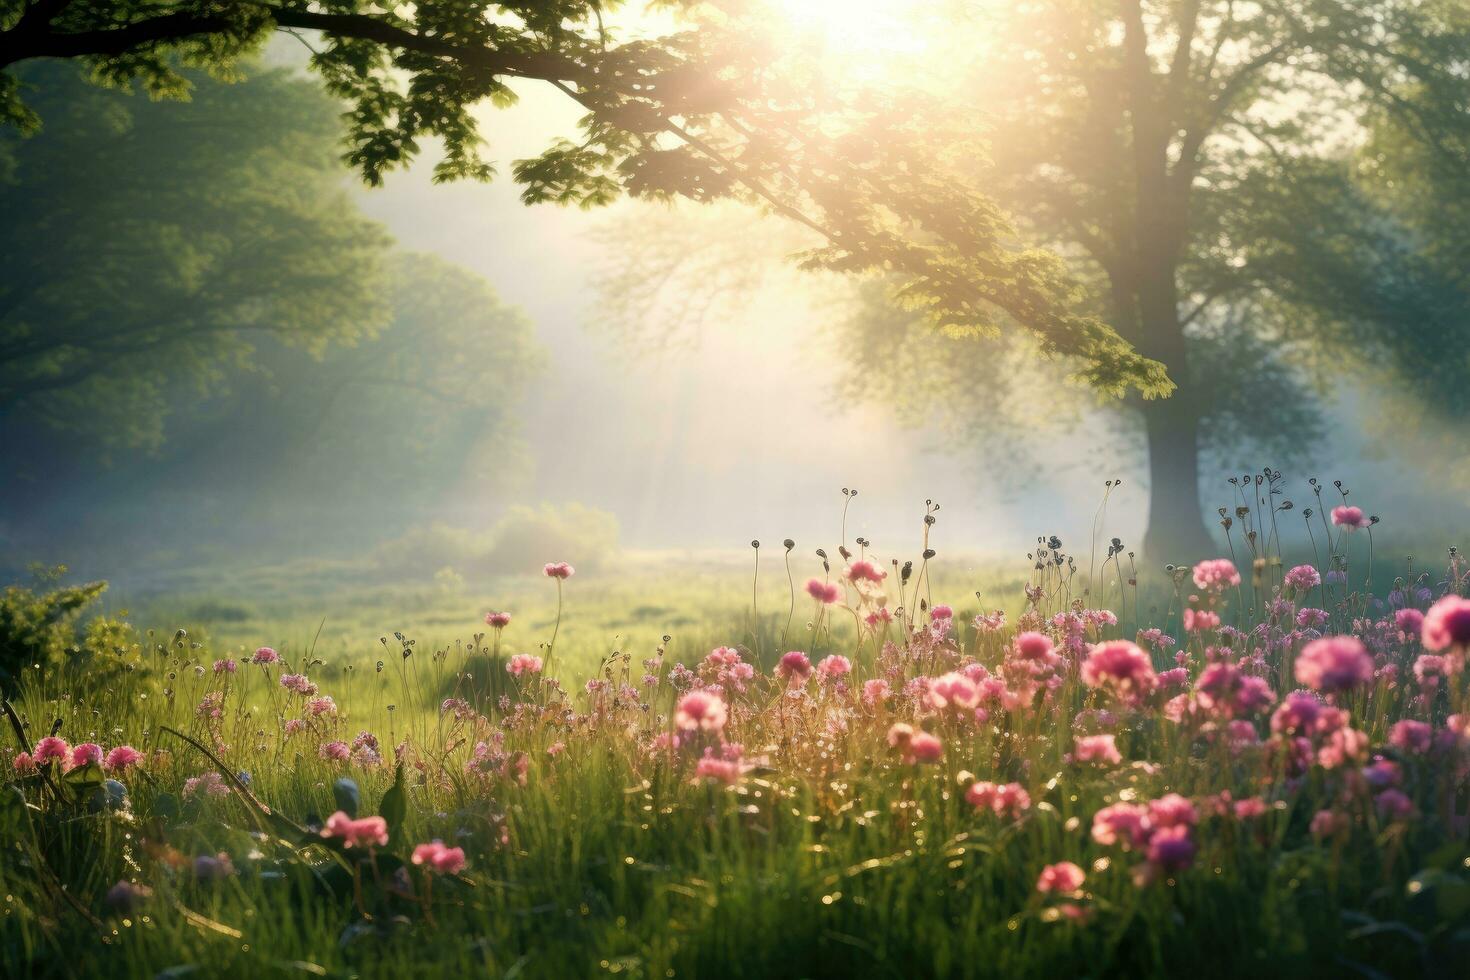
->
379 763 406 847
332 778 360 819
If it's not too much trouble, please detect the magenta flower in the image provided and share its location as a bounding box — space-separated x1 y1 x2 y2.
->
1013 631 1057 664
966 780 1031 817
1294 636 1373 694
804 578 840 604
816 654 852 682
1073 734 1122 766
1422 595 1470 652
1389 720 1432 754
1191 559 1241 591
322 811 388 848
1330 505 1367 529
905 731 944 763
506 653 543 676
213 658 237 675
32 736 69 765
70 742 104 768
844 560 886 583
1081 641 1158 704
412 840 468 874
543 562 575 580
776 651 812 685
1036 861 1086 894
674 690 728 733
102 745 143 773
927 671 980 711
1091 803 1150 848
1145 824 1196 872
251 646 280 665
319 740 350 762
1284 564 1321 592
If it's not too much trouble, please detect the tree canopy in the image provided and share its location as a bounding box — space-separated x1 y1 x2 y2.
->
0 59 389 449
596 0 1470 554
0 0 1171 398
0 62 543 563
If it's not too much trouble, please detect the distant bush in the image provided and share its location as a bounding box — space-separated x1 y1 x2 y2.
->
482 503 619 576
371 503 619 582
0 565 139 691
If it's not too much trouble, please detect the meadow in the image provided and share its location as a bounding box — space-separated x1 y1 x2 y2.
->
2 499 1469 979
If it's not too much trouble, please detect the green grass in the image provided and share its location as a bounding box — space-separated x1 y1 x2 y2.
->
2 546 1468 979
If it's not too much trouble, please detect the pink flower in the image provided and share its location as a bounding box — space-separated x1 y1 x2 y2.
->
543 562 575 579
283 718 307 736
1073 734 1122 766
1013 631 1057 663
1389 720 1432 754
322 811 388 848
930 604 954 620
1145 824 1196 872
845 560 886 583
1422 595 1470 652
1192 559 1241 591
886 723 914 749
182 771 229 799
1091 803 1151 849
306 696 337 717
70 743 104 768
1394 608 1425 639
213 658 237 675
1294 636 1373 694
1147 793 1197 830
1036 862 1085 894
1375 789 1414 821
506 654 543 677
319 740 350 762
1310 809 1348 838
694 750 745 785
32 736 69 764
1081 641 1157 703
862 679 892 706
674 690 728 733
1270 690 1323 734
966 781 1032 817
1233 797 1268 820
927 671 980 711
864 607 894 628
805 579 840 604
905 731 943 763
816 655 852 681
776 651 812 684
1330 505 1367 529
412 840 467 874
251 646 280 664
485 611 512 629
1182 608 1220 633
1296 607 1329 628
1284 564 1321 592
12 752 35 773
280 673 317 696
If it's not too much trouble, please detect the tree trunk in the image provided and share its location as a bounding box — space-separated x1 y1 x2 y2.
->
1135 268 1214 561
1140 396 1213 560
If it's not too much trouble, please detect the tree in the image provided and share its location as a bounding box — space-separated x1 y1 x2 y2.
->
0 60 389 449
7 2 1468 555
598 1 1470 557
0 0 1170 402
0 61 544 564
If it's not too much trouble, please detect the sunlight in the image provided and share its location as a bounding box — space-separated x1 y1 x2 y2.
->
777 0 931 59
